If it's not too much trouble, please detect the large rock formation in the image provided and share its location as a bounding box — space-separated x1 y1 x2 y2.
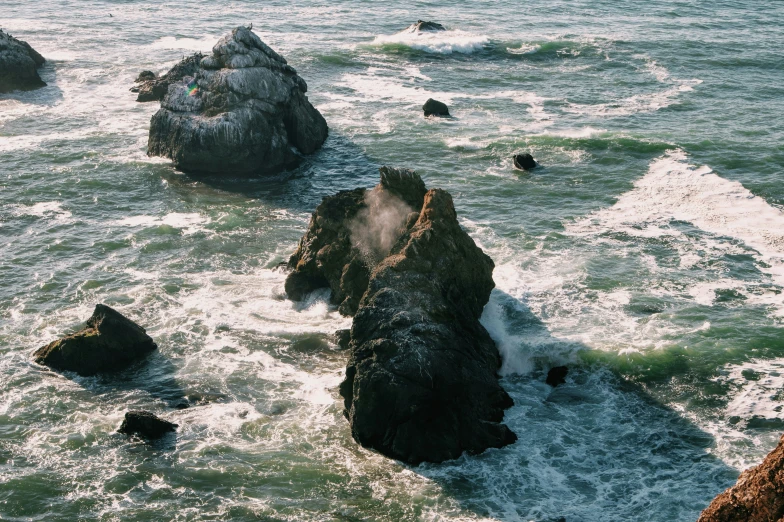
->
131 53 203 102
33 304 157 376
286 168 516 464
0 30 46 93
698 433 784 522
147 27 328 175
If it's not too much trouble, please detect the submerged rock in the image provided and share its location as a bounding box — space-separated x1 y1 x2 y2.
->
131 54 203 102
0 30 46 93
698 433 784 521
33 304 157 376
147 27 328 175
410 20 446 32
423 98 449 117
118 410 178 439
546 366 569 387
287 167 516 464
513 153 538 171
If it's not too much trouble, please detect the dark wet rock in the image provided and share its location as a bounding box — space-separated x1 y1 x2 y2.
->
131 53 203 102
423 98 449 117
118 410 177 439
0 30 46 93
546 366 569 387
698 433 784 522
513 153 538 171
335 329 351 350
147 27 328 175
33 304 157 377
286 166 426 316
287 167 515 464
411 20 446 32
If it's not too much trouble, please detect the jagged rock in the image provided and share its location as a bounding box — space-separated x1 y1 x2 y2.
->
118 411 177 439
287 167 516 464
513 153 538 171
147 27 328 175
335 329 351 350
0 30 46 93
33 304 157 376
131 53 203 102
698 433 784 522
410 20 446 32
423 98 449 117
286 166 426 316
546 366 568 387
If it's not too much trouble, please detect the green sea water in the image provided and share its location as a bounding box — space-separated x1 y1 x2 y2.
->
1 1 784 520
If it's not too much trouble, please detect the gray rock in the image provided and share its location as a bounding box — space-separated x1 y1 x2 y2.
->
410 20 446 32
33 304 157 376
131 54 202 102
0 30 46 93
147 27 328 175
287 168 516 464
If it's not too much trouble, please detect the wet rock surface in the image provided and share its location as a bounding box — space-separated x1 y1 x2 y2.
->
118 410 178 439
33 304 157 376
513 153 538 171
0 30 46 93
411 20 446 32
423 98 450 117
546 366 569 387
131 53 203 102
147 26 328 175
698 433 784 522
287 167 516 464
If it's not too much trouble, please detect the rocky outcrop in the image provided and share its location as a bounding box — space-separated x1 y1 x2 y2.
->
698 433 784 522
118 411 178 439
546 366 568 387
131 53 203 102
286 166 427 316
33 304 157 376
287 167 516 464
513 153 538 171
409 20 446 32
423 98 449 117
0 30 46 93
147 27 328 175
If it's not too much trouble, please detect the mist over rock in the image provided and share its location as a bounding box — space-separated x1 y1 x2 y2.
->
698 433 784 522
33 304 157 376
286 167 516 464
131 53 203 102
0 30 46 93
147 27 328 175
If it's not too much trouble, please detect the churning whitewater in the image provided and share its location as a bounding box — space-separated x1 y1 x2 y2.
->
1 1 784 521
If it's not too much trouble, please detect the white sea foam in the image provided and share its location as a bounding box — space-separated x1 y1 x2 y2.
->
569 150 784 308
373 29 489 54
718 359 784 427
113 212 210 235
149 35 218 52
9 201 72 221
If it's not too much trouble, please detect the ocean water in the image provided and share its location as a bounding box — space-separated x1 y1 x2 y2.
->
1 1 783 520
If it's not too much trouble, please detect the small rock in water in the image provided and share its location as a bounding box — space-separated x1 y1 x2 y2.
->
0 30 46 93
412 20 446 32
33 304 157 376
423 98 449 117
513 153 538 171
118 410 178 439
135 70 156 83
546 366 569 387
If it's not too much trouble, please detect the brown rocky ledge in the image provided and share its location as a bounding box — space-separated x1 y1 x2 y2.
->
698 433 784 522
